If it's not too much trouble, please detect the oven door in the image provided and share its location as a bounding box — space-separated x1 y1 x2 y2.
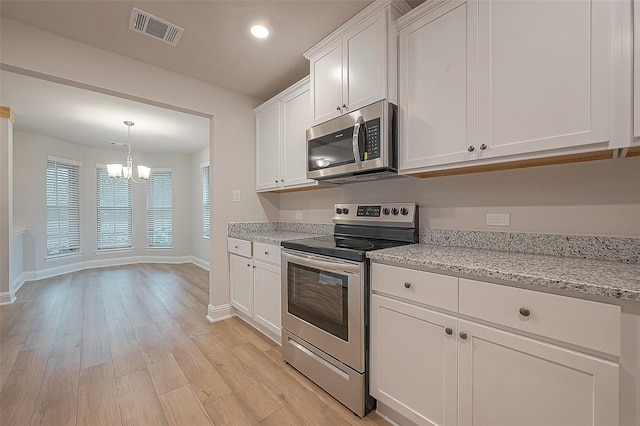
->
281 249 365 372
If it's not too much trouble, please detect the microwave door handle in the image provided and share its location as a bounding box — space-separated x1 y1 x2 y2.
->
352 116 364 169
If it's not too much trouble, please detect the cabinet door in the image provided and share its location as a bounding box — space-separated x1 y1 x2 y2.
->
255 102 282 191
253 260 281 337
310 40 343 125
230 253 254 317
370 295 457 426
478 0 611 158
399 1 478 172
281 82 315 188
343 9 387 113
457 320 619 426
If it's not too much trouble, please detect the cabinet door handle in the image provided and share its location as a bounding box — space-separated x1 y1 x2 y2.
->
264 251 269 255
247 264 251 268
480 143 487 150
403 282 412 289
467 146 475 152
234 245 238 249
336 106 341 111
342 104 347 110
445 327 453 335
459 331 468 340
519 307 531 317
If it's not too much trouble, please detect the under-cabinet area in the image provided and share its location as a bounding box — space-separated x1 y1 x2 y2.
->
370 263 621 426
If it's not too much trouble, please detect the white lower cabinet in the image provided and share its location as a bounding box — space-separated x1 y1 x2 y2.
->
228 238 282 341
370 263 620 426
253 259 281 337
457 320 619 426
229 253 254 317
370 295 457 426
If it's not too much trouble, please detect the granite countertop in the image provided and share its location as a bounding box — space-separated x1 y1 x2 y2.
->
367 244 640 302
228 229 324 245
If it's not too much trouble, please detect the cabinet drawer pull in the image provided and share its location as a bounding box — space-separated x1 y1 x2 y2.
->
336 106 341 111
459 331 468 340
480 143 487 150
234 245 239 249
404 282 412 289
264 251 269 255
519 307 531 317
467 145 475 152
445 327 453 335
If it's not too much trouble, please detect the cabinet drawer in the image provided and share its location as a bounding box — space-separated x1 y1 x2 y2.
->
228 238 252 257
253 242 281 266
371 263 458 312
459 279 621 357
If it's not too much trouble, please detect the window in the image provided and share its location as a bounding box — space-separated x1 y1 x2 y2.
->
46 158 80 256
202 165 210 239
147 170 173 247
96 167 132 250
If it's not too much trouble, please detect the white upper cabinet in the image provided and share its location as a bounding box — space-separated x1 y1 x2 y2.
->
477 0 610 157
398 0 477 170
255 77 319 192
305 0 410 125
398 0 632 174
255 102 281 191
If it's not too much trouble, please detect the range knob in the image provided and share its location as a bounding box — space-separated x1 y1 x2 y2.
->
342 208 349 214
400 207 409 216
391 207 399 215
382 207 390 215
336 208 343 214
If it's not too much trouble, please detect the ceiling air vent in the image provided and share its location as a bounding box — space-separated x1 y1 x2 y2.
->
129 7 184 46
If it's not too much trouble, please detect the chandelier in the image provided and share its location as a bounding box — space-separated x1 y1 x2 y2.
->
107 121 150 182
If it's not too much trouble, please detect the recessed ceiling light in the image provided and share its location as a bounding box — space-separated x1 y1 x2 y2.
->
251 25 270 39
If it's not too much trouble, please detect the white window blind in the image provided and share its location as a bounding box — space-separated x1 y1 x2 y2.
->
46 159 80 256
202 165 210 239
147 170 173 247
96 167 132 250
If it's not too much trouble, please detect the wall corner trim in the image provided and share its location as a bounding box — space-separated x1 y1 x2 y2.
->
206 303 233 323
0 291 16 306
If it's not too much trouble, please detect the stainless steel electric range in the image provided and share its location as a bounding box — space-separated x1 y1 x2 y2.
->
280 203 419 417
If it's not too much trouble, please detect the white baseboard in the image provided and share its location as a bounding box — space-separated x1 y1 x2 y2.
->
190 256 210 271
206 303 233 323
0 291 16 306
8 272 27 302
24 255 195 282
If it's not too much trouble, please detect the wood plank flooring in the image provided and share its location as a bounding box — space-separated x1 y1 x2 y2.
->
0 263 390 425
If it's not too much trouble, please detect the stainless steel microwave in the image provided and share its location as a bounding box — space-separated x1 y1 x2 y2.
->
306 100 398 184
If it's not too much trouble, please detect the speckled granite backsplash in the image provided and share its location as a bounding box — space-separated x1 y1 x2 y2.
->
422 229 640 264
228 222 333 235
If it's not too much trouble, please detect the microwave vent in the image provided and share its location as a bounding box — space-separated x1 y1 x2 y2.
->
129 7 184 46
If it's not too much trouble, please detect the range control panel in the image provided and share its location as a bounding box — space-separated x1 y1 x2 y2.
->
333 203 418 226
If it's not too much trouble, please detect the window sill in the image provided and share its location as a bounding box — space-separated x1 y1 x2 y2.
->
46 252 82 262
203 236 210 240
95 248 134 255
145 246 174 251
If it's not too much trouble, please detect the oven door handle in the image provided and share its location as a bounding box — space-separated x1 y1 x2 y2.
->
282 251 361 274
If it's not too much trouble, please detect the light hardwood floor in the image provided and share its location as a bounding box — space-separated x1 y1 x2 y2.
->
0 263 390 425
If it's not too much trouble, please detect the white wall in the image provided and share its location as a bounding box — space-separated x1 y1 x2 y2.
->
279 156 640 237
13 131 195 274
191 145 210 268
1 17 270 313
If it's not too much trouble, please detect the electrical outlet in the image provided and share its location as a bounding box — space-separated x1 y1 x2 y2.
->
295 212 303 220
486 213 510 227
232 190 240 202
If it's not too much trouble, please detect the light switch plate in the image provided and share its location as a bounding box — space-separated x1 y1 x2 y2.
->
232 190 240 202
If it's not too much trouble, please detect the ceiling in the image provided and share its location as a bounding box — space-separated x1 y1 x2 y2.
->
0 1 422 154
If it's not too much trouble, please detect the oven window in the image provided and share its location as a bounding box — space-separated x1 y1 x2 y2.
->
287 263 348 341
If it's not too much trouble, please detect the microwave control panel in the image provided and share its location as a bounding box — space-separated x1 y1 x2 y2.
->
364 118 381 160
